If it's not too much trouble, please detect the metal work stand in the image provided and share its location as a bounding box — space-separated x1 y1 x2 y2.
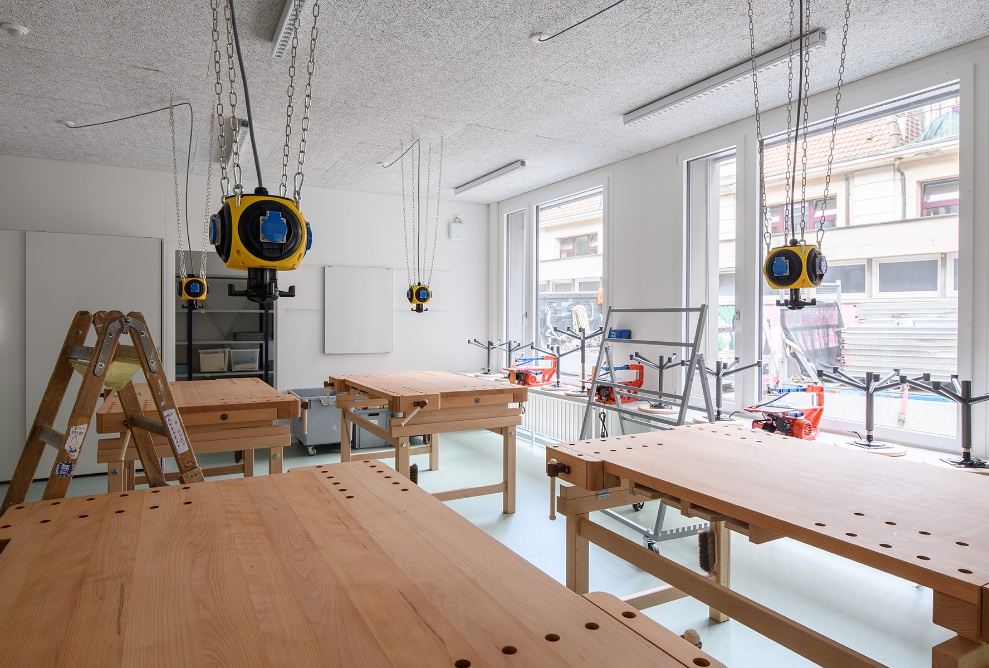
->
901 374 989 468
468 339 524 377
631 353 685 412
817 367 904 451
531 342 579 391
579 305 713 436
700 357 762 422
554 325 604 396
581 305 715 549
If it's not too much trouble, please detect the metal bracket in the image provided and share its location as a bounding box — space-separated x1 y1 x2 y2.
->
596 490 610 500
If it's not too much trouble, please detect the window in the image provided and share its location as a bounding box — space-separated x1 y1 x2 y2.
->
550 280 573 292
757 82 960 444
559 233 598 258
686 148 740 388
826 263 866 294
877 258 939 294
812 196 838 229
536 187 605 359
921 178 959 217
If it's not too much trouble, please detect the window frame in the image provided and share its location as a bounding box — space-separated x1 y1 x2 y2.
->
873 255 943 297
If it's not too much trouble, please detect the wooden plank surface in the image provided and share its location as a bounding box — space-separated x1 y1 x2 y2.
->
547 423 989 606
96 378 301 432
330 370 527 412
0 464 715 667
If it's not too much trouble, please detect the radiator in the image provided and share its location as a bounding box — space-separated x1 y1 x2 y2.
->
520 389 625 445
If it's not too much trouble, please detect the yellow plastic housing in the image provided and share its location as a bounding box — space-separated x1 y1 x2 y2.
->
178 277 208 301
215 194 308 271
763 244 828 290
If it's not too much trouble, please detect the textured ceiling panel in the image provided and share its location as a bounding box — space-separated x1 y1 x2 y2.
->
0 0 987 206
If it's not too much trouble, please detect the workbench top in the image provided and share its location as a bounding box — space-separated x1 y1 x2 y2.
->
549 422 989 606
0 464 714 667
96 377 300 431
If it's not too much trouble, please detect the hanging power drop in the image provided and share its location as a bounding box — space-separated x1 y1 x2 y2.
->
207 0 319 304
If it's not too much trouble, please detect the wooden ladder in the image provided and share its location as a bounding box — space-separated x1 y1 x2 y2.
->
1 310 205 515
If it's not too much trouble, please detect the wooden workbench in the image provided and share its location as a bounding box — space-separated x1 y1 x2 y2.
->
0 463 720 667
329 371 527 513
547 422 989 668
96 378 300 491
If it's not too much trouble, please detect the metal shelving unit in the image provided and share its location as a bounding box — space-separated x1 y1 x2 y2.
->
175 251 275 385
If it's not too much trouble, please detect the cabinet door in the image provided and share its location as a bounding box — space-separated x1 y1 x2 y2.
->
25 232 162 477
0 231 26 482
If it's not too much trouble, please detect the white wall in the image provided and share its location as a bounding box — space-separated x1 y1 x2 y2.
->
495 37 989 454
0 154 491 398
273 188 490 391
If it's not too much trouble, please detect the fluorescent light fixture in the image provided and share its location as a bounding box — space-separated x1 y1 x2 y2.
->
454 160 526 195
223 118 250 170
623 29 826 127
271 0 308 59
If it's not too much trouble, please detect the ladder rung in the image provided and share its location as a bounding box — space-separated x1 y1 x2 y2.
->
130 415 169 437
66 344 140 365
37 426 64 449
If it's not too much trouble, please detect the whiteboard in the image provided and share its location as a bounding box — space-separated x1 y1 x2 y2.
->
324 266 393 354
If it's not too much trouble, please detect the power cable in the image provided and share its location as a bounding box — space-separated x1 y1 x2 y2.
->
226 0 264 190
66 102 195 271
532 0 629 43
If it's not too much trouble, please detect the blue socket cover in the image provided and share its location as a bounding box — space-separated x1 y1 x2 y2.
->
305 222 312 252
771 255 790 277
208 215 220 245
259 211 288 243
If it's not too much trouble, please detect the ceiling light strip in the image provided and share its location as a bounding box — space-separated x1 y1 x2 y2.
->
454 160 527 195
271 0 308 59
623 29 826 127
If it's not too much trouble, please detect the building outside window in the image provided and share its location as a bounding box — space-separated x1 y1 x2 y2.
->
921 178 959 217
752 83 960 442
559 233 599 258
536 188 605 375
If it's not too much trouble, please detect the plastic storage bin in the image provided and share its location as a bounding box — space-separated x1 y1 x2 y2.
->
352 408 390 449
229 348 260 372
289 388 342 454
199 348 229 372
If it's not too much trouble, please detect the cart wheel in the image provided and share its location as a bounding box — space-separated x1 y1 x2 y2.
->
632 502 645 511
646 540 661 554
307 446 316 456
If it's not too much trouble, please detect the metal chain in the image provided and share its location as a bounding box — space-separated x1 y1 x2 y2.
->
798 0 813 243
426 136 443 286
819 0 851 247
222 0 243 199
423 140 432 282
782 0 796 241
211 0 229 197
411 141 419 282
170 96 187 279
280 0 303 198
294 0 321 205
400 140 413 285
201 107 216 279
746 0 771 254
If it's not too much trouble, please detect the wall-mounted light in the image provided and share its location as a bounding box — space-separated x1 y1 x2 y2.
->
623 29 827 127
454 160 526 196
